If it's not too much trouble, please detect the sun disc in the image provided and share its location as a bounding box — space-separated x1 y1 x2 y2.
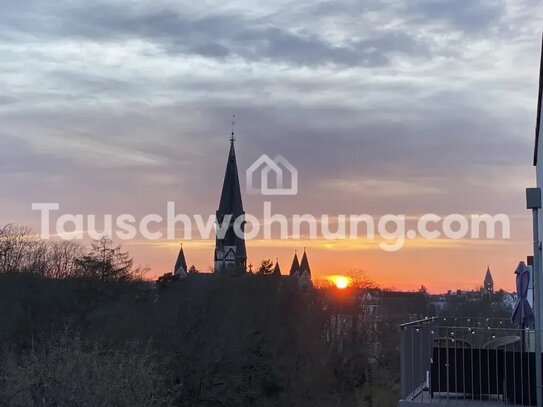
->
334 276 350 289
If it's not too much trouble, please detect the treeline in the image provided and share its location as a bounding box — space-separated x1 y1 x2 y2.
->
0 225 166 405
0 224 146 280
0 271 341 406
0 224 427 407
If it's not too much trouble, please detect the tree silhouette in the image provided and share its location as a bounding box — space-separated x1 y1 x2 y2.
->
75 237 143 281
257 259 274 275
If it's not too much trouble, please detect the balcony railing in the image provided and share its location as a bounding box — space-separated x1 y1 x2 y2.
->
400 317 540 406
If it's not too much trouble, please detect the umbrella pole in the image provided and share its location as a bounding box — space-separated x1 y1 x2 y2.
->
532 205 543 407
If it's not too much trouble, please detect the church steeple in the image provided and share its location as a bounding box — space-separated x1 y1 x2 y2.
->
214 124 247 273
484 265 494 294
217 137 244 217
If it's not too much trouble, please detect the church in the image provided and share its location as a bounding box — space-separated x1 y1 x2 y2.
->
171 132 313 288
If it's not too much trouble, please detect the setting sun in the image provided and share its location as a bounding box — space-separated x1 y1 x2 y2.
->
329 275 352 289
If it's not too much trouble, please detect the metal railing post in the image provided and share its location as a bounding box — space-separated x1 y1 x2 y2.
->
400 325 407 399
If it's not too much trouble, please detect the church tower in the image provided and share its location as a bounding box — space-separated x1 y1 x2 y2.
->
214 132 247 273
484 266 494 295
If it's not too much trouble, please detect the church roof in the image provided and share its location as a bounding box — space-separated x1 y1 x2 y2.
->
534 34 543 165
484 266 493 284
218 139 244 216
289 252 300 275
299 249 311 276
174 244 188 274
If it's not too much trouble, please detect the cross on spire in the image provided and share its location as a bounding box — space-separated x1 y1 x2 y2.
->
230 114 236 143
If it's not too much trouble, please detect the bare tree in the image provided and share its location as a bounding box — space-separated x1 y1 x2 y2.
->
23 239 50 276
47 240 84 279
0 224 34 273
0 338 173 407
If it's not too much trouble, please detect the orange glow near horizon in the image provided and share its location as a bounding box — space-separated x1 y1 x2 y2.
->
125 225 531 294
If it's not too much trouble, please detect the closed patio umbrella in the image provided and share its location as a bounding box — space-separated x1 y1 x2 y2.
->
512 261 534 329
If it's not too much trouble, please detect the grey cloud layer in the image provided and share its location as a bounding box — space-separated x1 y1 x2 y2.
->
0 0 541 227
2 2 429 67
2 0 513 68
408 0 505 32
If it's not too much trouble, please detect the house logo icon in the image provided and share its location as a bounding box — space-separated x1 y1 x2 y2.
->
246 154 298 196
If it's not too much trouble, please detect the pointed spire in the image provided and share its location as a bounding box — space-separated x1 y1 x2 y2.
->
174 243 188 275
300 248 311 277
273 258 281 276
218 130 244 216
485 265 493 284
289 251 300 275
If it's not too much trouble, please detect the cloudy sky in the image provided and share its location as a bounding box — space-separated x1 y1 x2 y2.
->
1 0 542 291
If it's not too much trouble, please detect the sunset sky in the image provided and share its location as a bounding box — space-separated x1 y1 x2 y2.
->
1 0 543 292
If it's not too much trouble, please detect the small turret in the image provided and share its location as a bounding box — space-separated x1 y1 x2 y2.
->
273 258 281 276
174 243 188 275
289 251 300 276
299 248 311 277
